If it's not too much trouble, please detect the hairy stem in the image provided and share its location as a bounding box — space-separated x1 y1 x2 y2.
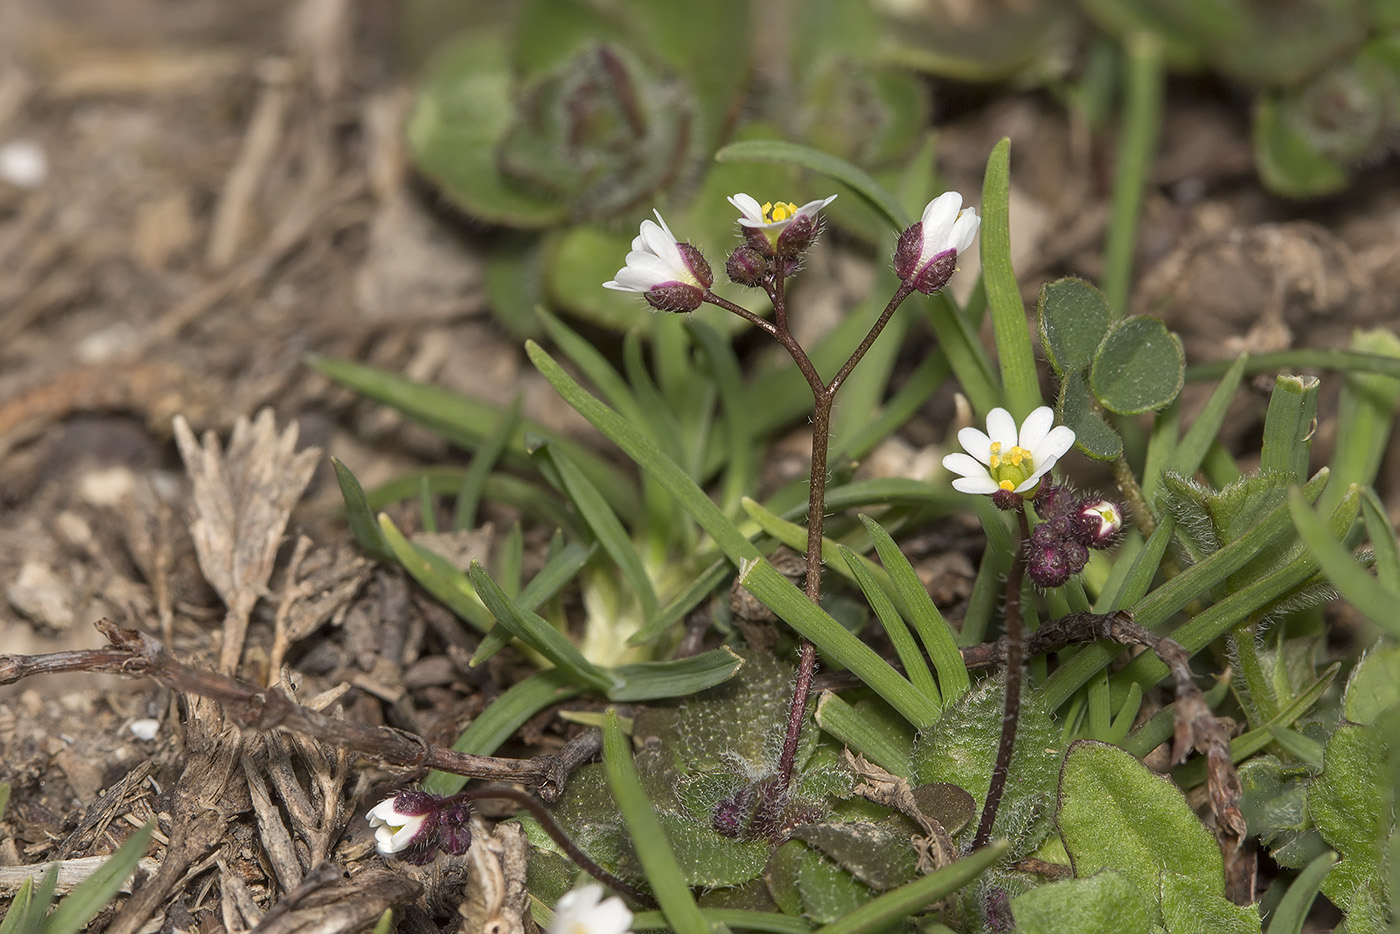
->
972 506 1030 850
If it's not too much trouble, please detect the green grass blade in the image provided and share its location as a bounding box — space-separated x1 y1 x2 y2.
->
924 293 1001 416
0 878 35 934
1266 851 1338 934
1360 487 1400 593
530 341 935 726
981 138 1039 418
1260 374 1319 482
542 444 659 618
860 516 970 703
689 319 758 512
835 350 951 462
629 555 733 647
738 557 938 727
814 841 1008 934
814 692 913 776
603 711 709 934
838 543 940 706
471 540 594 667
377 513 495 632
1139 400 1178 504
609 647 745 702
330 458 392 559
1092 513 1175 613
367 468 579 536
423 669 583 794
1185 348 1400 382
742 497 899 605
1320 329 1400 513
310 354 637 522
44 822 154 934
633 908 812 933
715 139 908 229
1290 486 1398 636
467 560 616 693
1101 32 1163 315
830 294 913 456
453 396 523 530
1039 470 1328 708
1164 355 1247 487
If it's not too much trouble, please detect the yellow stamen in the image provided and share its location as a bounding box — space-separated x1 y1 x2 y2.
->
998 480 1015 491
988 441 1003 469
762 201 799 223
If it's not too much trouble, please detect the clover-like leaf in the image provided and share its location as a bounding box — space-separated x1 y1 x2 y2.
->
1090 315 1185 415
1038 277 1112 378
1058 369 1122 461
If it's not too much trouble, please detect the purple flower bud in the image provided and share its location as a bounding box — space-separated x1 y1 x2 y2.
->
713 786 754 838
676 241 714 289
643 282 705 313
726 246 768 286
775 212 821 257
992 488 1023 511
1071 499 1125 549
367 790 473 864
894 192 980 294
1033 478 1073 520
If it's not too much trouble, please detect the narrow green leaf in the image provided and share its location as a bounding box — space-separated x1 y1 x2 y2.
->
1162 354 1248 488
330 458 391 559
310 354 637 522
471 540 594 666
1360 488 1400 594
1101 31 1164 315
0 878 35 934
530 340 936 724
1260 374 1320 482
423 669 583 794
0 781 10 820
1289 486 1398 636
738 556 939 727
1186 348 1400 382
467 560 616 693
838 544 940 706
603 711 709 934
44 823 154 934
542 444 658 617
418 475 438 533
368 468 579 536
1266 851 1337 934
860 515 970 702
814 692 913 776
629 556 733 647
834 350 951 463
714 139 907 230
1039 470 1328 708
742 497 900 607
924 292 1001 417
981 138 1040 419
1092 513 1175 613
813 841 1007 934
538 310 649 429
377 513 495 632
630 907 814 932
1321 328 1400 513
830 294 913 456
689 319 758 512
453 396 522 531
370 909 395 934
608 648 745 702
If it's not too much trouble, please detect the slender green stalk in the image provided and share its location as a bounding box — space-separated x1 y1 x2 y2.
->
1102 32 1164 315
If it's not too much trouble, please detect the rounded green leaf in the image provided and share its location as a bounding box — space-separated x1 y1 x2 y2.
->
1057 740 1223 898
1090 315 1185 414
407 32 569 228
1058 369 1122 461
1253 94 1349 199
1012 870 1152 934
1038 277 1112 377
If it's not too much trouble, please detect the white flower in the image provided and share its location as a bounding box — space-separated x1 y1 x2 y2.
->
942 406 1075 496
367 796 430 855
603 211 712 312
894 191 980 293
727 193 837 232
549 884 634 934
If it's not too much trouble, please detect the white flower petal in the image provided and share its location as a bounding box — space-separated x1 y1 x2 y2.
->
727 193 765 225
794 194 838 218
1017 406 1055 452
957 427 994 465
942 451 990 480
984 408 1018 448
953 475 1001 494
950 209 980 254
1034 425 1077 463
919 192 961 254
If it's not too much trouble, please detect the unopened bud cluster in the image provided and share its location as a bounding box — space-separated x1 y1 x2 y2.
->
1026 480 1125 588
366 790 473 864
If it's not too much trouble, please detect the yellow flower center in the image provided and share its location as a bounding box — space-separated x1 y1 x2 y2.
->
762 201 800 223
988 441 1034 491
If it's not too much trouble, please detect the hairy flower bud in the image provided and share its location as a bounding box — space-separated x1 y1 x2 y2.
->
1026 523 1089 588
1071 499 1125 549
894 192 980 294
726 245 768 286
367 790 473 864
775 212 821 257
